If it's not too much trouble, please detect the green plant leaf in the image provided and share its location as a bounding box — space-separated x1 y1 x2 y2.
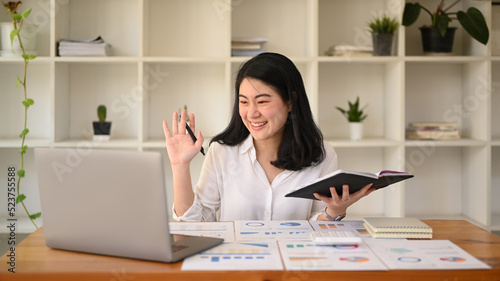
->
435 14 451 37
22 54 37 60
30 212 42 220
16 194 26 204
17 75 22 87
22 98 35 107
20 145 28 154
17 169 25 177
19 128 29 137
9 29 19 48
457 8 489 45
402 3 421 26
11 14 22 21
21 9 32 19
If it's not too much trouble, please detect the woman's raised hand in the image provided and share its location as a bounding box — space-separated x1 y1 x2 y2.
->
163 110 204 166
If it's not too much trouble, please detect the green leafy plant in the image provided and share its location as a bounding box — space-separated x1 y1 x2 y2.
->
97 105 107 122
3 1 40 228
336 97 368 123
367 13 399 34
402 0 489 45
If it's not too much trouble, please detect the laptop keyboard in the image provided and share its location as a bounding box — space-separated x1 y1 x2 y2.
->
172 244 188 252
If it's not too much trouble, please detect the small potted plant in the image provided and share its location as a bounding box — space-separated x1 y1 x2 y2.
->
93 105 112 141
336 97 367 141
402 1 489 54
367 13 399 56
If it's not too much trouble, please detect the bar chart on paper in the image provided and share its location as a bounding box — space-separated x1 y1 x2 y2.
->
181 241 284 270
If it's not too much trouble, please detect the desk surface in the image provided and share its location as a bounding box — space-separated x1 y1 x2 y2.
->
1 220 500 281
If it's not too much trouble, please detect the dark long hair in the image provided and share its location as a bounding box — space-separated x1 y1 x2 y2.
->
210 52 325 171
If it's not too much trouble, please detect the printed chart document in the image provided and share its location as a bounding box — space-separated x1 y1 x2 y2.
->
234 220 312 241
169 221 235 242
278 241 387 271
309 220 372 238
181 241 283 271
365 239 491 270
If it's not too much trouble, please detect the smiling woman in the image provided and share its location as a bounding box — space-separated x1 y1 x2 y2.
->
162 52 376 222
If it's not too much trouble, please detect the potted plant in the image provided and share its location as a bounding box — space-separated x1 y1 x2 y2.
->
367 13 399 56
1 1 38 57
93 105 112 141
402 0 489 54
336 97 368 141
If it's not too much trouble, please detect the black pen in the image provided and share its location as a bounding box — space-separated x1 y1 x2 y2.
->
185 123 205 156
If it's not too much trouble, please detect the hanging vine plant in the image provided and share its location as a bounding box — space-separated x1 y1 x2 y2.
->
3 1 41 228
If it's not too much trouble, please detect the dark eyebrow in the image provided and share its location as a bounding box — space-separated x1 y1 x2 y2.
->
239 93 272 99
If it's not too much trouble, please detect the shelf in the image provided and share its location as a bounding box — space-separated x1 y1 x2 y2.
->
317 56 400 63
0 139 51 148
53 138 140 148
143 57 228 63
405 139 487 147
327 138 399 148
54 57 140 63
404 56 488 63
0 0 497 230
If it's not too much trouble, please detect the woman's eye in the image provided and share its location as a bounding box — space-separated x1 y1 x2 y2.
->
239 100 247 105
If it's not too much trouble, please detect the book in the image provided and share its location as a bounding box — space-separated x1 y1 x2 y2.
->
406 122 460 140
284 169 413 200
324 45 374 57
406 129 460 140
408 122 457 130
363 217 433 239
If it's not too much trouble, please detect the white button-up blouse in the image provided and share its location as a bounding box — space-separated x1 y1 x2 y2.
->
173 135 338 221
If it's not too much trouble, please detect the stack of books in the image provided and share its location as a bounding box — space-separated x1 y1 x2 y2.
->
324 45 373 57
58 36 111 57
363 217 433 239
231 37 267 57
406 122 460 140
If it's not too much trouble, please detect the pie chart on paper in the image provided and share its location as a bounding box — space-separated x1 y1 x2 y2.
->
280 222 302 227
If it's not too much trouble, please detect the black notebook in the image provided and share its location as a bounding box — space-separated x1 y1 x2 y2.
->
285 169 413 200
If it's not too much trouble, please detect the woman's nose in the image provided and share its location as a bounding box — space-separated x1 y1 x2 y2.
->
247 103 260 118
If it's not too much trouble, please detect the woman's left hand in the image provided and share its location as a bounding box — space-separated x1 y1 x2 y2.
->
313 183 376 220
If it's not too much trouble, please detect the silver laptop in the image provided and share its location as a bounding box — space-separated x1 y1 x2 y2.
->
34 147 223 263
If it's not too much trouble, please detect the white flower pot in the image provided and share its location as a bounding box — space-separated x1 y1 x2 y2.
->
0 22 38 57
349 122 363 141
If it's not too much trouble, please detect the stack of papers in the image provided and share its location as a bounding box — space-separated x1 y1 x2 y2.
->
58 36 111 57
325 45 373 57
171 220 490 271
231 37 267 56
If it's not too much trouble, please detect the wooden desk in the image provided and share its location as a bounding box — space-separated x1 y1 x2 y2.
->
1 220 499 281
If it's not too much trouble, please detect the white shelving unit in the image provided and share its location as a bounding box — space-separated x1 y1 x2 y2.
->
0 0 498 233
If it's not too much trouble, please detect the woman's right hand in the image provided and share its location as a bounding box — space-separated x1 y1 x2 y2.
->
163 110 204 166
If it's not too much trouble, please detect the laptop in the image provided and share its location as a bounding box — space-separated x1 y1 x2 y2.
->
34 147 223 263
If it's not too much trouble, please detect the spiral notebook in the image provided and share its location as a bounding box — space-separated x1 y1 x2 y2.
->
363 217 433 239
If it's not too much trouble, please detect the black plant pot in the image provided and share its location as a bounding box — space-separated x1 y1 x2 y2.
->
372 33 394 56
419 27 457 54
93 122 112 141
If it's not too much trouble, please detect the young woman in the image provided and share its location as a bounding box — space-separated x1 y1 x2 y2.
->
163 52 375 221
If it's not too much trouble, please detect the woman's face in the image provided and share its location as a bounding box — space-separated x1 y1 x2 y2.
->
238 78 291 145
